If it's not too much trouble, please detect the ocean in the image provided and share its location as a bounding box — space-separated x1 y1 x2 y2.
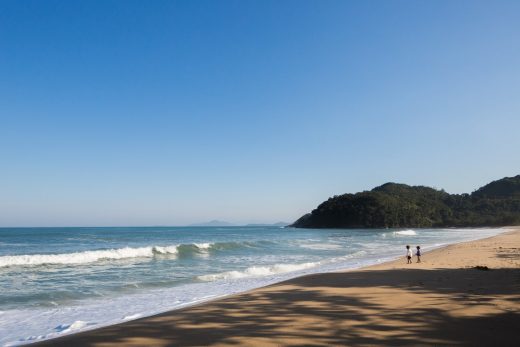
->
0 226 506 345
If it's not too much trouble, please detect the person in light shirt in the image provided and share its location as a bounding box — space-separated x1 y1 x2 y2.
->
406 245 413 264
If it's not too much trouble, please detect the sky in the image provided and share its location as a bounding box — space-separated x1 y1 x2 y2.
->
1 0 519 226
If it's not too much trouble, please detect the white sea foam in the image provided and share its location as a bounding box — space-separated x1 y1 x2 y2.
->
393 229 417 236
0 245 179 268
54 320 90 334
193 243 212 250
8 321 93 346
122 313 142 321
153 245 179 255
198 262 319 281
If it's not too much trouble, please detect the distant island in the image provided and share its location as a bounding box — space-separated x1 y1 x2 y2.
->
189 220 235 227
291 175 520 228
189 221 289 227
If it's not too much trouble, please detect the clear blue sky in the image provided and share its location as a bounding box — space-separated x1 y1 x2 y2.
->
1 0 519 226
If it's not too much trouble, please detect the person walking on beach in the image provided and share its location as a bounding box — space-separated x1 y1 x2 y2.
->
406 245 412 264
416 246 421 263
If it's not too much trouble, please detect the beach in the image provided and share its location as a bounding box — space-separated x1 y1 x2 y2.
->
32 227 520 346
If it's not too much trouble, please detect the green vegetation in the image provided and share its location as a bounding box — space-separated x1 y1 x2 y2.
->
291 175 520 228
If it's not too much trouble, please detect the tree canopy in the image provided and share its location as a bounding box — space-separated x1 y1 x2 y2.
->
291 175 520 228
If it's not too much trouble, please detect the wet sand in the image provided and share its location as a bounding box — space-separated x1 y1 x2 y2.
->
34 228 520 346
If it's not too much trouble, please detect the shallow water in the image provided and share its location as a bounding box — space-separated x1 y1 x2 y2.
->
0 226 506 345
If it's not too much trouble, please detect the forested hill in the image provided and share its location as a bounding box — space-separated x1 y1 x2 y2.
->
291 175 520 228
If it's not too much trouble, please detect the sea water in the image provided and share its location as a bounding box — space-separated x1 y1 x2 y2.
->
0 226 507 345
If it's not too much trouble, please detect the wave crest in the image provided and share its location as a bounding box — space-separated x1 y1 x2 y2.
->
198 262 319 281
0 240 269 268
0 246 159 268
393 229 417 236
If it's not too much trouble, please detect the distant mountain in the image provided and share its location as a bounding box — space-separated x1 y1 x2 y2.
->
291 175 520 228
189 220 235 227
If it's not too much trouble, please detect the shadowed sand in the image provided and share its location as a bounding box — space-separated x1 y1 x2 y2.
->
34 228 520 346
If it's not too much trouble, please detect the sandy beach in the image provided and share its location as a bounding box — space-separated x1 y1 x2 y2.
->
34 228 520 346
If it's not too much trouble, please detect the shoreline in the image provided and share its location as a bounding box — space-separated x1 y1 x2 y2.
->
4 228 498 345
29 226 520 346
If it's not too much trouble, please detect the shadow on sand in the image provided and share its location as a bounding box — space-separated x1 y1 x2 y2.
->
34 267 520 346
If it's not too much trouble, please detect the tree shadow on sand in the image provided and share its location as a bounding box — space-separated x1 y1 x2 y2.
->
35 267 520 347
495 247 520 261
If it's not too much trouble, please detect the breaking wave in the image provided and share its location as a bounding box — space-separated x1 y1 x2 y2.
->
393 229 417 236
0 241 259 268
197 262 319 281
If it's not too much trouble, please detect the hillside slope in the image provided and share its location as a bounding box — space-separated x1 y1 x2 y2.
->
291 175 520 228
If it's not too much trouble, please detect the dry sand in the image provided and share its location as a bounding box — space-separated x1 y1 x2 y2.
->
34 228 520 346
